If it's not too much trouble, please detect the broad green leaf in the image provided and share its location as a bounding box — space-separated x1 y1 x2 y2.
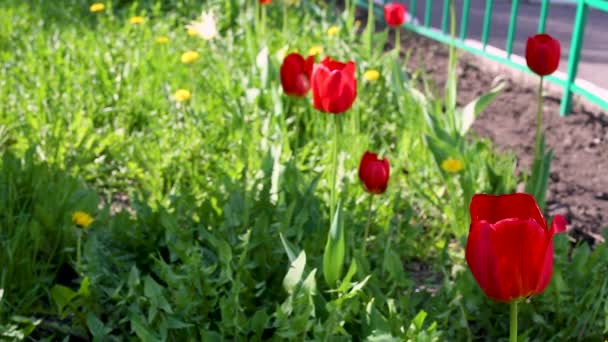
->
283 251 306 294
86 313 107 340
249 309 268 334
130 315 161 342
77 277 90 298
323 201 345 287
51 285 78 317
459 82 505 136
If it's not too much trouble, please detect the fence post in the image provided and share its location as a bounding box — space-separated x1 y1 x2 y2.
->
561 1 588 116
538 0 550 33
460 0 471 40
506 0 520 58
441 0 450 34
481 0 494 50
424 0 433 27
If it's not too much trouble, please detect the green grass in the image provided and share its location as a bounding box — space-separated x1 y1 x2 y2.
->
1 0 607 340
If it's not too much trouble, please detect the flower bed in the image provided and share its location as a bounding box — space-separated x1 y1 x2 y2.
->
1 0 607 340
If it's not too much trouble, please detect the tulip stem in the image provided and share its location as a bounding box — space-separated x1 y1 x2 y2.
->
260 4 266 38
330 116 340 220
510 301 518 342
534 76 544 160
362 195 374 257
282 3 287 35
394 28 400 60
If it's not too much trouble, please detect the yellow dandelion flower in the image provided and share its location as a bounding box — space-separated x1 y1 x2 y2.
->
89 3 105 13
173 89 192 102
181 51 200 64
72 211 94 229
308 45 323 56
354 20 362 27
363 69 380 82
187 28 198 36
129 16 145 25
441 158 464 173
155 36 170 43
327 26 340 37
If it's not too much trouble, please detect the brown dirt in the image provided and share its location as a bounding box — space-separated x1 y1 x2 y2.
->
395 31 608 244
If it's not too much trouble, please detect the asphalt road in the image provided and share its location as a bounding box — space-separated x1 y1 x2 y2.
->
403 0 608 90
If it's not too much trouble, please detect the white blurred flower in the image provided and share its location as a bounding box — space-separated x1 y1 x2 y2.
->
186 10 217 40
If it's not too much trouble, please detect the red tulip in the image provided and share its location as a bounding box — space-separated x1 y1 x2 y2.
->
358 151 390 194
525 33 560 76
311 57 357 114
465 193 567 302
259 0 272 4
384 2 407 28
280 53 314 98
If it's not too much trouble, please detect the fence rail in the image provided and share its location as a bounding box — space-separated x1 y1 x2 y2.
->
356 0 608 115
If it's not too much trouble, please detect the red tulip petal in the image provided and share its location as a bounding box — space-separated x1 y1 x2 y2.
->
550 214 567 235
312 64 329 111
331 77 356 113
322 57 347 71
466 221 502 300
320 70 345 112
304 55 315 78
534 237 555 294
470 193 546 229
491 218 547 301
281 53 311 97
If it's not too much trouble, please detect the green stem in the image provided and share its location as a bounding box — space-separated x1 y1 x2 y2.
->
282 4 287 36
534 77 544 160
261 5 266 38
362 195 374 256
76 230 82 272
510 301 518 342
330 116 340 220
394 28 400 59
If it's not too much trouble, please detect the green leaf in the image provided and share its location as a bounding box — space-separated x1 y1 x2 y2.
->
51 285 78 317
165 316 193 329
524 135 553 211
283 250 306 294
249 309 269 334
77 277 90 298
323 200 345 287
279 232 298 263
302 269 317 295
128 266 141 289
362 0 375 59
0 288 3 302
459 82 505 136
86 313 107 340
130 315 161 342
337 260 357 293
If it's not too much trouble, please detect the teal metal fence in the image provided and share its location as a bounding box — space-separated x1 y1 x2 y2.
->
356 0 608 116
